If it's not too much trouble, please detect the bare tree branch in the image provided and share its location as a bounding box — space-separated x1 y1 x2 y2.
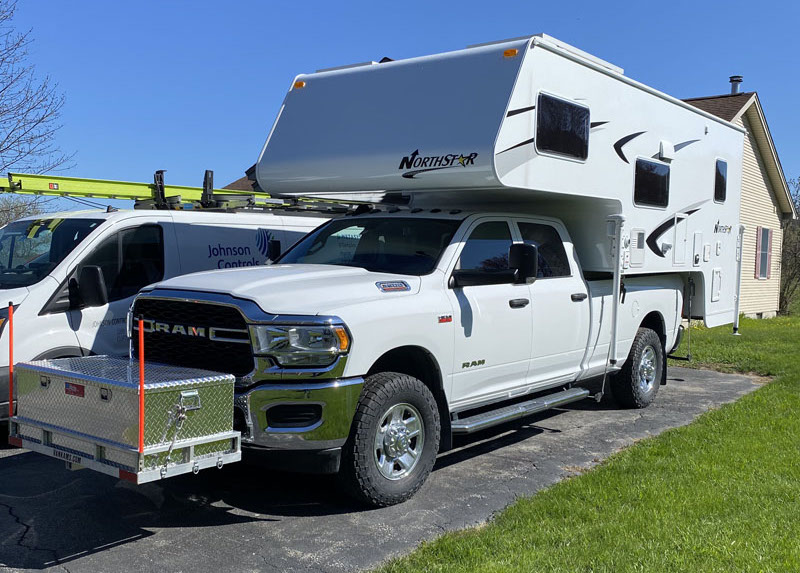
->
0 0 74 224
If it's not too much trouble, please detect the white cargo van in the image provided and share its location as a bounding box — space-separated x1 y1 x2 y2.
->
0 208 328 419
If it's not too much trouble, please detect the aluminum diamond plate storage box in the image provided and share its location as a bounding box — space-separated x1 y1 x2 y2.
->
9 356 241 483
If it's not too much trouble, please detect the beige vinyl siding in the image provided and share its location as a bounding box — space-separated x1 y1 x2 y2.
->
737 114 783 317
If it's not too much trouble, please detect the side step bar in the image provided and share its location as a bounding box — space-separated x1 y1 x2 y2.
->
451 387 591 435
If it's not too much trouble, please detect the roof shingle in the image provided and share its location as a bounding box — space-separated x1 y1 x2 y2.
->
682 92 755 122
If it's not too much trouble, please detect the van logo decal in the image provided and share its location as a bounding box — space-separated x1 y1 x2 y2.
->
462 359 486 369
399 149 478 179
256 228 273 258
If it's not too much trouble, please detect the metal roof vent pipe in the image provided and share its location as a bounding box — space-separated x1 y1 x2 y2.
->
729 75 743 94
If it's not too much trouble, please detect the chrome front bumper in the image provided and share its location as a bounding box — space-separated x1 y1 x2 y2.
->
235 377 364 451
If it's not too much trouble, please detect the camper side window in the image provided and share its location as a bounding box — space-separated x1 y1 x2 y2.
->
634 158 670 208
535 93 590 160
714 159 727 203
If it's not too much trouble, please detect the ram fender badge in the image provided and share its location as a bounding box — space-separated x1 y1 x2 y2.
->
376 281 410 293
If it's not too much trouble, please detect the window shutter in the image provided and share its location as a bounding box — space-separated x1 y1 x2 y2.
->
766 229 773 279
755 226 762 279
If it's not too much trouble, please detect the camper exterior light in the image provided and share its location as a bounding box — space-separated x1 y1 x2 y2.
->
503 48 518 57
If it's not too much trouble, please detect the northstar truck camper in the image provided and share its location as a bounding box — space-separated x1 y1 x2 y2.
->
8 35 744 507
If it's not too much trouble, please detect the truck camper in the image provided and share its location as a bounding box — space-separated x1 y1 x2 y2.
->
9 35 744 507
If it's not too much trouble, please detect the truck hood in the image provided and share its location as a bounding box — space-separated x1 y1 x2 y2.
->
152 264 421 315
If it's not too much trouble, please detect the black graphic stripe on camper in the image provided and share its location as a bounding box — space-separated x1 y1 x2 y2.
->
613 131 646 163
506 105 536 117
497 138 535 155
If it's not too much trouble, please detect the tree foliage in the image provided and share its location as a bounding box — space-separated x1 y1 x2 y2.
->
779 177 800 313
0 0 72 225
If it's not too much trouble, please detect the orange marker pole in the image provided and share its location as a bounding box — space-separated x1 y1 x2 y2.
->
138 317 145 454
7 302 13 420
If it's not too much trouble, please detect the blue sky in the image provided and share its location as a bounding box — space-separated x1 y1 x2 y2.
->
12 0 800 209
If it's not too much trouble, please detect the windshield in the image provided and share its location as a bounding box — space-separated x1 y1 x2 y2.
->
278 217 461 275
0 218 104 288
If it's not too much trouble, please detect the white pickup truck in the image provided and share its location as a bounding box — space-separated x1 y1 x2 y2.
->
10 34 744 506
131 209 682 505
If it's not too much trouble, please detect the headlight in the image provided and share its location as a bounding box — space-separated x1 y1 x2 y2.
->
251 324 350 367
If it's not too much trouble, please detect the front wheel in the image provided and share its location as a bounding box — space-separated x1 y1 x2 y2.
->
610 327 664 409
339 372 440 507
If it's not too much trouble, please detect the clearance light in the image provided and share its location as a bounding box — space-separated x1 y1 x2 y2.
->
293 80 307 89
503 48 519 58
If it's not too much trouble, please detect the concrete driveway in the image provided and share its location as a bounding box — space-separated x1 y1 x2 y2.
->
0 367 760 573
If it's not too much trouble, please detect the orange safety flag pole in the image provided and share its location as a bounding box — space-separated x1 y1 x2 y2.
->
7 301 13 420
138 317 145 454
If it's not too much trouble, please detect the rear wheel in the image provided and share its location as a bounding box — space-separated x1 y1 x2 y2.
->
610 327 663 408
340 372 440 507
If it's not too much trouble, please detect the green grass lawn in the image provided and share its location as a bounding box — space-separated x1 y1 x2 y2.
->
380 311 800 573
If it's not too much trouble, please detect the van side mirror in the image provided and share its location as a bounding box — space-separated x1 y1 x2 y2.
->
509 243 538 283
77 265 108 307
267 239 281 261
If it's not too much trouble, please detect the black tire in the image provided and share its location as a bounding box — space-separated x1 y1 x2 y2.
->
339 372 440 507
610 327 664 409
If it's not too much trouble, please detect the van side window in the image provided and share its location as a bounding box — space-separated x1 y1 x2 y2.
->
457 221 512 272
714 159 727 203
634 158 670 208
535 93 590 160
517 222 570 278
79 225 164 303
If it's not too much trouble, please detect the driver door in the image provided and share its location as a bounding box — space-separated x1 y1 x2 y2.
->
447 219 532 407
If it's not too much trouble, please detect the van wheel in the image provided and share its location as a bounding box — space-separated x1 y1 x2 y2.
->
340 372 440 507
610 327 663 409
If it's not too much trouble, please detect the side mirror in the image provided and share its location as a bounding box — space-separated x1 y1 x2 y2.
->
450 269 518 288
267 239 281 262
77 265 108 307
509 243 538 283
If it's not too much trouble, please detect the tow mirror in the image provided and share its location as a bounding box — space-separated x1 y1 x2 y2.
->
509 243 538 283
267 239 281 262
77 265 108 307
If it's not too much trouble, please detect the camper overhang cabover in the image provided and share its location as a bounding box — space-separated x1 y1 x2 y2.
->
256 34 744 328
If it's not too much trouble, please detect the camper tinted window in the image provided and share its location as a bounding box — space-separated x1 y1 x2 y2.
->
535 94 589 160
634 158 670 208
714 159 727 203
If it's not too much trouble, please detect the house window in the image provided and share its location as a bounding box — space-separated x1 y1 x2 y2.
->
535 93 590 160
634 158 670 208
755 226 772 279
714 159 727 203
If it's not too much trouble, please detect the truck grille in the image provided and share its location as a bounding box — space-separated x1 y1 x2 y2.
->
131 298 255 377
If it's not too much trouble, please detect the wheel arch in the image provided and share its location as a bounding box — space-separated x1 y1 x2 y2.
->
367 345 452 451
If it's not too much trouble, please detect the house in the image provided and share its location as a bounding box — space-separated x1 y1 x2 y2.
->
685 79 796 318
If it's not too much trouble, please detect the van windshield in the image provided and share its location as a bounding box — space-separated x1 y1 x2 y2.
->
278 217 461 275
0 218 104 288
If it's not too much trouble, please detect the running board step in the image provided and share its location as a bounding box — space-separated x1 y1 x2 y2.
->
451 387 591 435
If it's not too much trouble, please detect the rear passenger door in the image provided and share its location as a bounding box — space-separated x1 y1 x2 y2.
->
71 224 166 356
515 220 590 386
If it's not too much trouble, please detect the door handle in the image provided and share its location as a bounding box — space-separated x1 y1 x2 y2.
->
509 298 530 309
571 293 588 302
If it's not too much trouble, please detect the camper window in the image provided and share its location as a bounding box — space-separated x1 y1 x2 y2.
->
634 158 670 208
714 159 727 203
535 93 590 161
